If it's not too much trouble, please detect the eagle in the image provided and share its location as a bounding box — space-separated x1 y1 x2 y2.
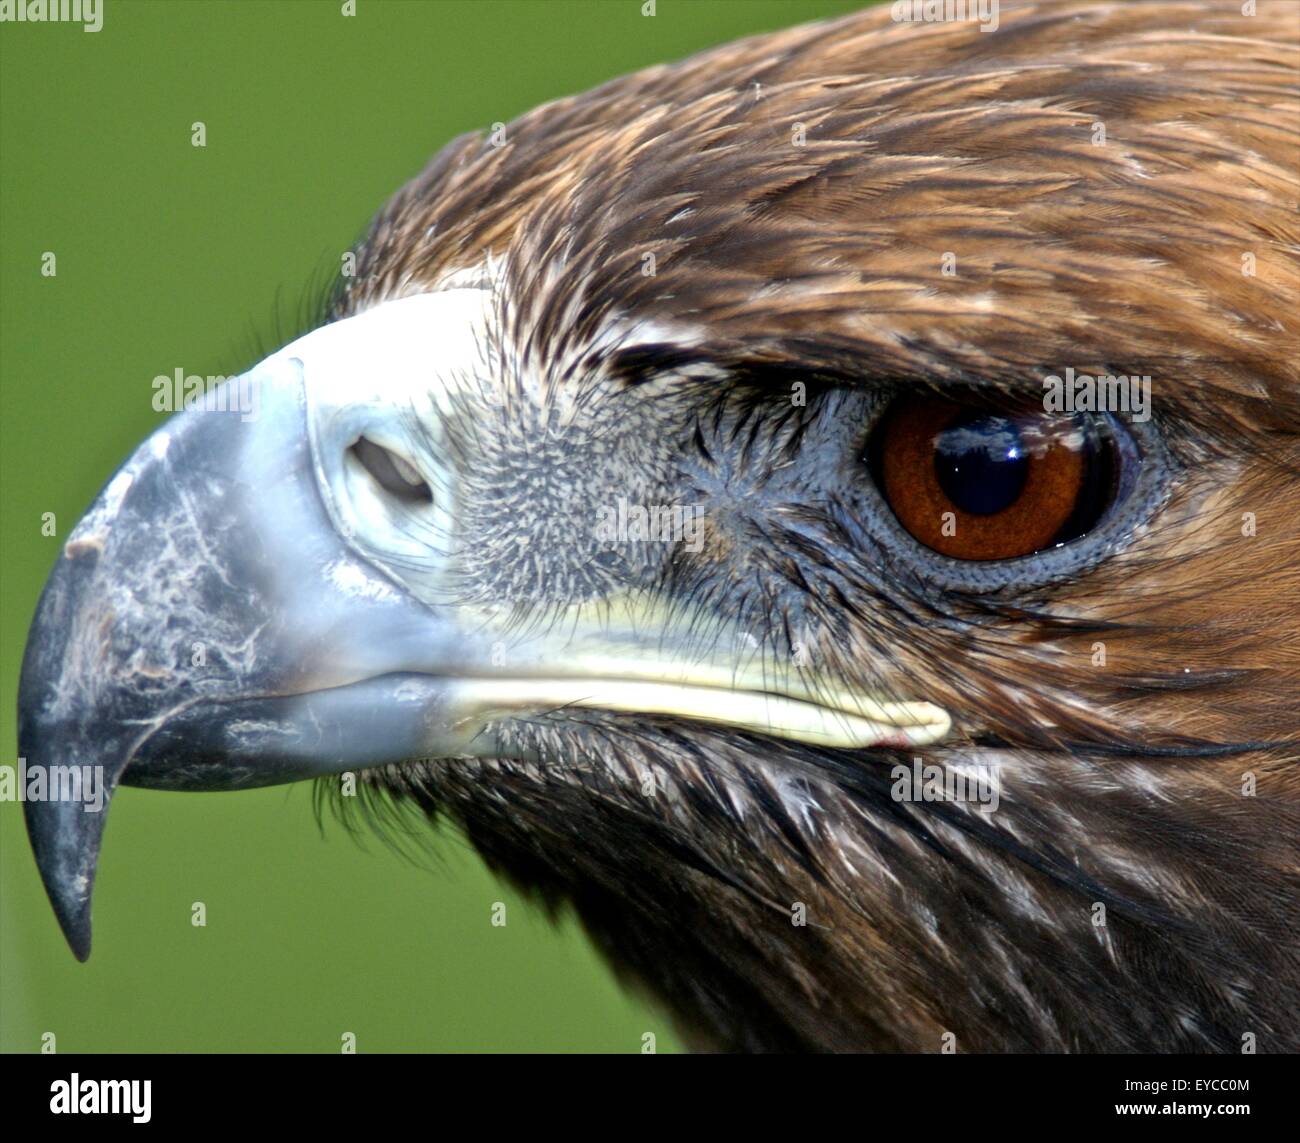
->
19 0 1300 1052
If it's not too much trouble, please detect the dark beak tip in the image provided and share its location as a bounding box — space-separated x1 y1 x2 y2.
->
59 910 93 963
22 782 106 965
50 884 94 961
32 845 95 962
27 832 95 961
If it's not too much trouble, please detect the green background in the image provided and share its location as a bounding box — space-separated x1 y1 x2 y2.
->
0 0 862 1052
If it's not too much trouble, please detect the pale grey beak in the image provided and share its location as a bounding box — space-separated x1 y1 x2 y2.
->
18 355 476 960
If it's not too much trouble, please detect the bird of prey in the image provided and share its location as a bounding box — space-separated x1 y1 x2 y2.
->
19 0 1300 1052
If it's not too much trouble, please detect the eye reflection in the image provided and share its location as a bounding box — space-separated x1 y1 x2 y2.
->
934 415 1028 516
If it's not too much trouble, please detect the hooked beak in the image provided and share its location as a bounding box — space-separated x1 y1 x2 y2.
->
20 294 949 961
18 341 484 959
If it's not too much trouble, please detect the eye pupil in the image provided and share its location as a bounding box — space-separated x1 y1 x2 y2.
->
934 415 1028 516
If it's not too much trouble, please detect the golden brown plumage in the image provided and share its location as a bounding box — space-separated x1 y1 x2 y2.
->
336 0 1300 1050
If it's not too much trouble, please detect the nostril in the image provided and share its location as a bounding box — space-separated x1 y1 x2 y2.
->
348 436 433 504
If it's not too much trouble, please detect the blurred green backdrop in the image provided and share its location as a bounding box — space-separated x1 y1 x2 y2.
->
1 0 864 1052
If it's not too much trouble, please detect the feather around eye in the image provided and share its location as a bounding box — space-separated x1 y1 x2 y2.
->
873 397 1102 561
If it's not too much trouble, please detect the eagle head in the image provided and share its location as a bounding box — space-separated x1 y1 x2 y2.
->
19 0 1299 1051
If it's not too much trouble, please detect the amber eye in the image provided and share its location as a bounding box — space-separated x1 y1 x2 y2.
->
869 396 1116 561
